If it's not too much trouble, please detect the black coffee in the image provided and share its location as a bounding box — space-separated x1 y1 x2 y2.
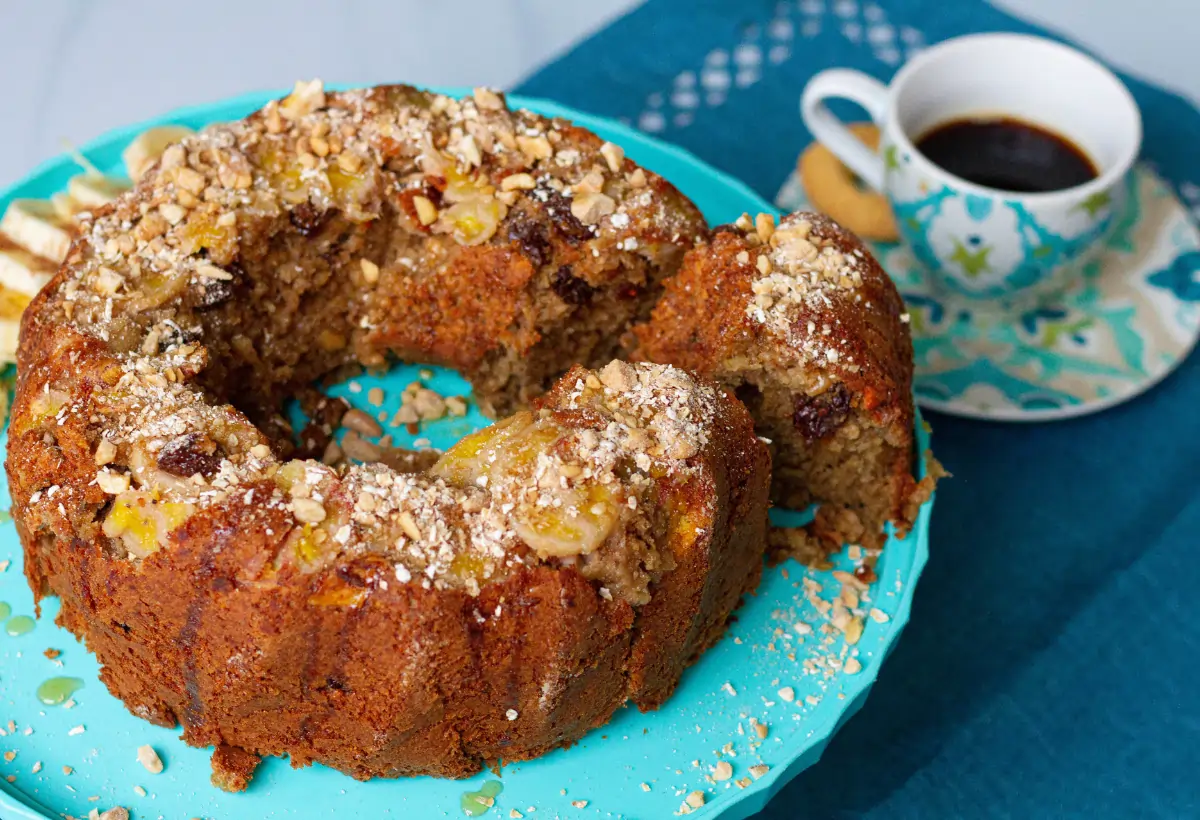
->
915 117 1098 194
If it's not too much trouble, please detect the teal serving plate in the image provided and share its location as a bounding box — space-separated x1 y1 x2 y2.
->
0 89 934 820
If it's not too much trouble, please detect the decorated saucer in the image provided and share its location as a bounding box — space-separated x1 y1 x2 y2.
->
777 166 1200 421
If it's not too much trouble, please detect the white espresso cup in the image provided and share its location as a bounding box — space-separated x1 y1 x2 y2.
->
801 33 1142 303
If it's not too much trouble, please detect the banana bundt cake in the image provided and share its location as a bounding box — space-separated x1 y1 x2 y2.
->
5 80 925 789
634 211 919 548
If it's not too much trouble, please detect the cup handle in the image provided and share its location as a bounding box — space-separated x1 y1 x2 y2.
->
800 69 891 191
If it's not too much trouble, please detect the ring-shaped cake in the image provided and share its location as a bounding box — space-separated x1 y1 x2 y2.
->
6 83 924 789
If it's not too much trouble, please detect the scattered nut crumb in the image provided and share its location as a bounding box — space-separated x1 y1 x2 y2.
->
136 744 163 774
712 760 733 781
777 686 795 702
748 764 770 779
342 408 383 437
844 657 863 674
571 800 588 808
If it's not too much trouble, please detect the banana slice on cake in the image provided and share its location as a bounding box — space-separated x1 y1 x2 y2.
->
0 299 24 363
123 124 194 180
67 173 131 211
0 199 74 264
0 130 156 365
0 230 56 363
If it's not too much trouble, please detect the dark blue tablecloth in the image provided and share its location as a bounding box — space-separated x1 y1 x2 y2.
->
518 2 1200 817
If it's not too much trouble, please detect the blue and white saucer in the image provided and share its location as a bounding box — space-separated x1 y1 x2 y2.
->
776 166 1200 421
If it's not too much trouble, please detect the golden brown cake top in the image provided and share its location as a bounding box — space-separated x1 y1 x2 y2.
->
20 327 721 602
738 211 904 377
9 82 722 604
635 210 912 416
52 80 702 344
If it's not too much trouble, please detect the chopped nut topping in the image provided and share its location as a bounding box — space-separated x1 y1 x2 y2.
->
196 263 233 281
412 195 438 226
291 498 327 524
397 511 422 541
844 657 863 674
459 134 483 167
571 192 615 224
599 141 625 173
748 764 769 779
94 439 117 467
755 212 776 242
279 78 326 120
175 167 206 195
473 87 505 110
360 258 380 284
516 134 553 162
712 760 733 781
159 203 186 225
501 173 536 191
96 469 130 495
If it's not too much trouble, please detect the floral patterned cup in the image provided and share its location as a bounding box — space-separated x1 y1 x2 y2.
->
801 33 1142 304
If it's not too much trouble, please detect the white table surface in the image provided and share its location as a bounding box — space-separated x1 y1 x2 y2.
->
1 0 1197 189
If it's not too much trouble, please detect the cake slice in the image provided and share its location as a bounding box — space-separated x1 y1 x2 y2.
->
635 211 923 547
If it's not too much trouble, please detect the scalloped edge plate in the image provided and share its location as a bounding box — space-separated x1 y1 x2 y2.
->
0 87 933 820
